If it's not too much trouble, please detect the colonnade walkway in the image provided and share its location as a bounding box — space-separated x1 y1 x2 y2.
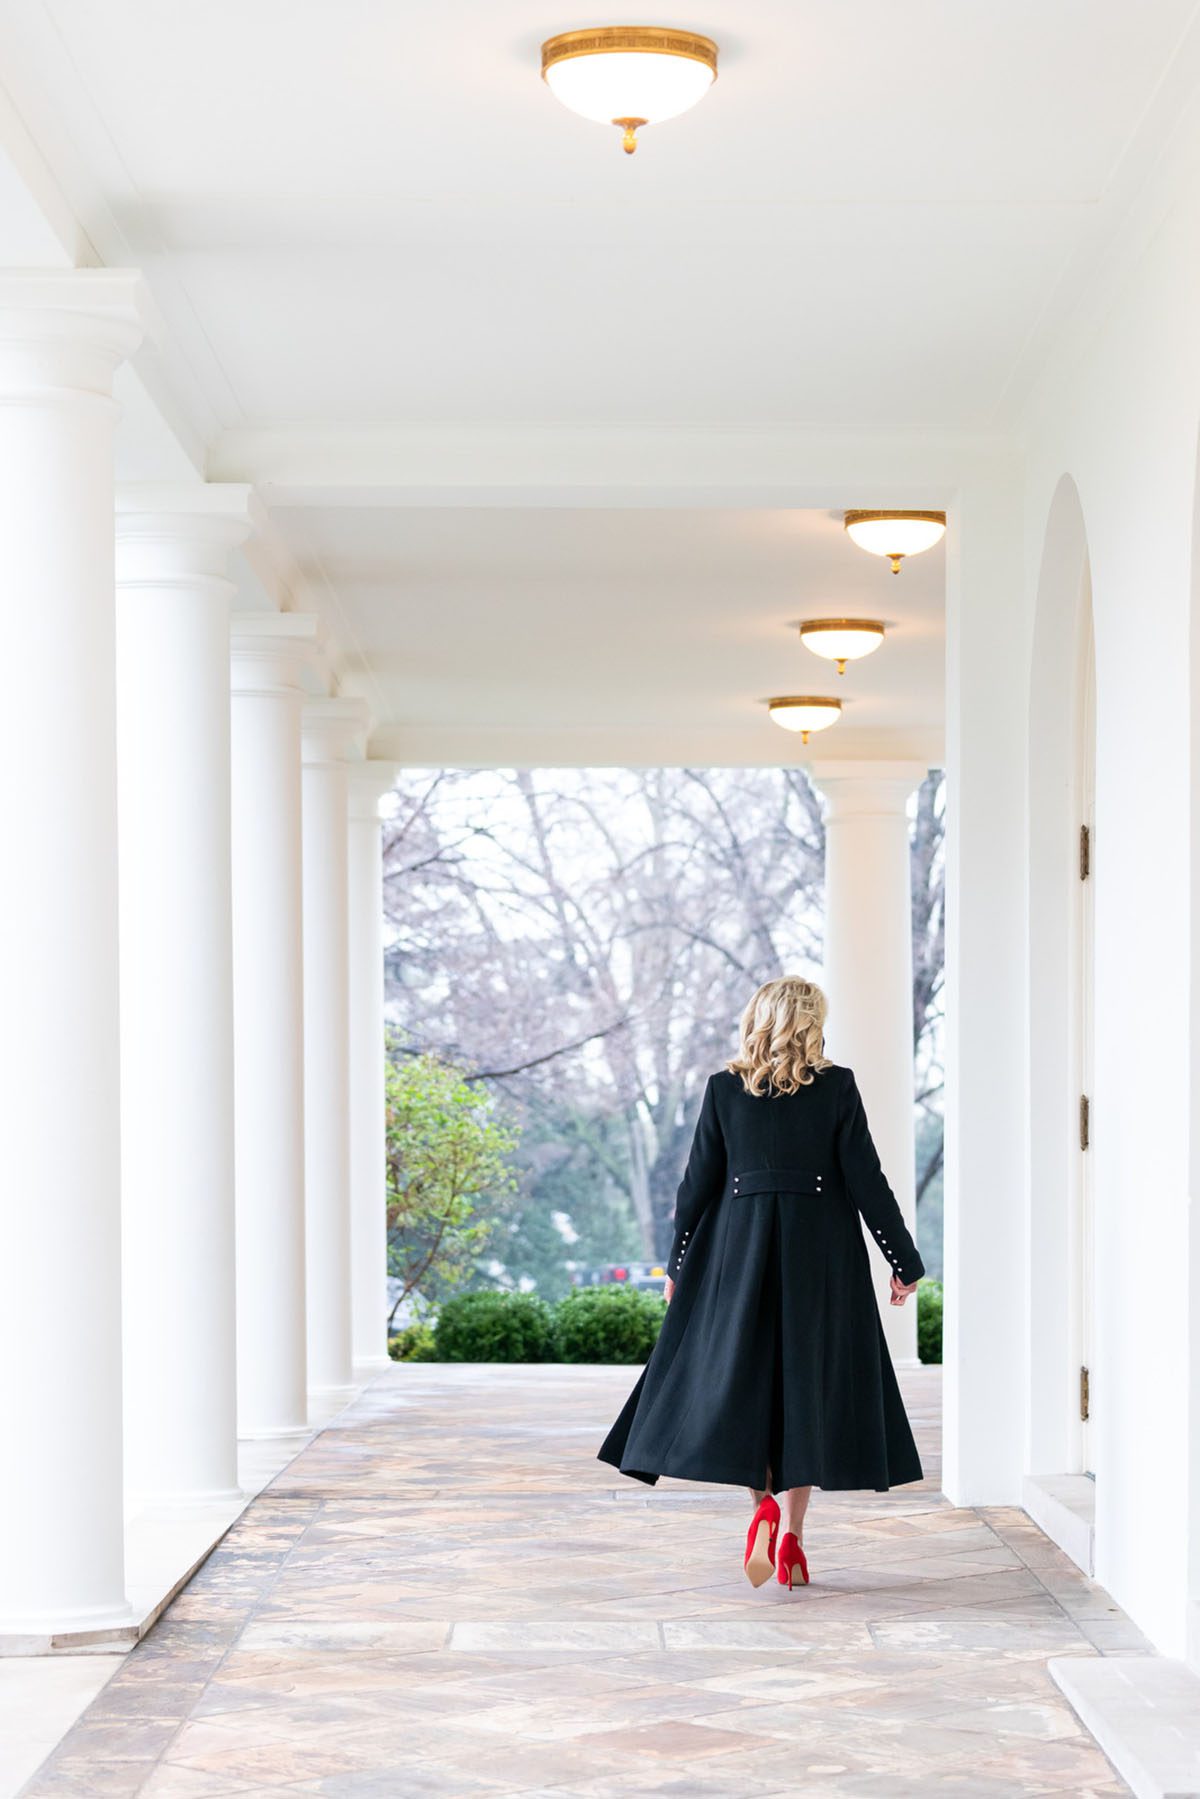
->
24 1364 1147 1796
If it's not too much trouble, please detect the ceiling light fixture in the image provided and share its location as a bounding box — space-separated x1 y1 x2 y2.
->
798 617 886 675
767 696 842 746
844 509 946 574
540 26 718 154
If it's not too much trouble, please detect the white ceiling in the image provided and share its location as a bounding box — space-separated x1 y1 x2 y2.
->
277 505 944 764
0 0 1193 759
4 0 1197 432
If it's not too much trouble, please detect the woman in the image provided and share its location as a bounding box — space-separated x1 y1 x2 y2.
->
597 976 925 1591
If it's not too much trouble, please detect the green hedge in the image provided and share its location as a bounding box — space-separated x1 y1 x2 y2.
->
388 1284 665 1364
388 1279 945 1367
387 1321 438 1363
433 1290 556 1363
917 1279 943 1365
553 1285 666 1364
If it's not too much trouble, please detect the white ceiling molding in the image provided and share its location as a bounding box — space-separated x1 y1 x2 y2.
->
365 723 946 772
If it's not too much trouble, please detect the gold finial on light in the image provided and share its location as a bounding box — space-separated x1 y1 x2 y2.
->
614 116 646 154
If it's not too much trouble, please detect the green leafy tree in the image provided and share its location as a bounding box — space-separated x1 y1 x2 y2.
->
499 1102 642 1295
385 1043 519 1323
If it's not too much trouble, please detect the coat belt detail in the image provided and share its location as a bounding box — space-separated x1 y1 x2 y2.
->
730 1168 824 1197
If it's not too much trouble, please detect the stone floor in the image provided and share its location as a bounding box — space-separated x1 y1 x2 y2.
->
21 1363 1151 1797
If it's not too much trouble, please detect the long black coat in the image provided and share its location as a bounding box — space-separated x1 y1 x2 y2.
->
597 1063 925 1493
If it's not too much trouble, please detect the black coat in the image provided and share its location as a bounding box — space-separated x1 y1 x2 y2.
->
597 1063 926 1493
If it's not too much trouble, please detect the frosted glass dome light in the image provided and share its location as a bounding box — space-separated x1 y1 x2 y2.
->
767 696 842 746
541 27 718 154
844 509 947 574
798 618 886 675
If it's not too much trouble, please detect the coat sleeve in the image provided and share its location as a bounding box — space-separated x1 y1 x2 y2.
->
667 1074 726 1278
834 1068 925 1286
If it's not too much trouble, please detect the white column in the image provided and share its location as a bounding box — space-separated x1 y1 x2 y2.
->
811 761 928 1367
302 699 369 1400
347 761 398 1376
116 487 257 1505
0 271 145 1635
942 466 1027 1507
230 614 318 1437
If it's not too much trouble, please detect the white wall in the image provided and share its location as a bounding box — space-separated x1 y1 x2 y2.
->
1190 416 1200 1671
1026 478 1092 1481
942 459 1031 1508
1019 161 1200 1656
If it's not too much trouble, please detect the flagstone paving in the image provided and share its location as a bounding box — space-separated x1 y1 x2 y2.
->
23 1363 1147 1796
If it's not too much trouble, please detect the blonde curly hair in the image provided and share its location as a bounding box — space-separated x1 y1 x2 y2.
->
728 976 833 1097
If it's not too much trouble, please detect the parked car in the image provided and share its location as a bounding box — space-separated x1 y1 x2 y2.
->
572 1261 668 1294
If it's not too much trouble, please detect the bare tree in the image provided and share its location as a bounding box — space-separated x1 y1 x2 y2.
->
383 767 825 1256
910 772 946 1206
382 764 945 1269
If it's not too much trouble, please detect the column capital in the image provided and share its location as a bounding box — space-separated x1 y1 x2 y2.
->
230 612 320 697
810 760 930 819
0 269 152 398
116 484 261 588
302 697 370 765
347 758 399 819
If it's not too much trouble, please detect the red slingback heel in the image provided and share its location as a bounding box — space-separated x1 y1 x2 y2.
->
743 1495 780 1587
776 1531 809 1588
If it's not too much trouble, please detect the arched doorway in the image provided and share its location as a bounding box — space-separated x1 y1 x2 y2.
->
1026 475 1097 1561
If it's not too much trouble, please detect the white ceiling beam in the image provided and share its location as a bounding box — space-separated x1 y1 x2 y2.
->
0 82 87 268
208 423 1017 510
365 722 946 771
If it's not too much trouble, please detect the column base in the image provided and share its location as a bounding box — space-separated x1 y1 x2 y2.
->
237 1418 310 1442
353 1357 393 1377
0 1596 136 1655
308 1381 357 1403
891 1357 926 1373
125 1485 246 1513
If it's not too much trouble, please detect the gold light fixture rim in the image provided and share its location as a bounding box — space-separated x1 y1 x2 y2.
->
843 509 946 531
541 26 720 81
799 617 887 637
766 695 843 712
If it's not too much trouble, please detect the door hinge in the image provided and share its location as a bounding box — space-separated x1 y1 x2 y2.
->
1080 822 1091 880
1080 1365 1090 1422
1079 1094 1090 1151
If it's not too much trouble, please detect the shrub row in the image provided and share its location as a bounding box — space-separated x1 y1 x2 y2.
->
917 1279 943 1365
390 1277 945 1367
389 1284 666 1366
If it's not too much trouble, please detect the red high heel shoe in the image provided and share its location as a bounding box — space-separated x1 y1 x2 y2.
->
776 1531 809 1589
743 1495 780 1588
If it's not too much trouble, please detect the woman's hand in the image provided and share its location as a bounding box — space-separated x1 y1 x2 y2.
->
663 1276 675 1305
889 1275 919 1306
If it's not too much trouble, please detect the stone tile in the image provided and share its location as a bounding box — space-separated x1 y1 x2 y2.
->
29 1714 186 1773
868 1614 1088 1655
22 1365 1132 1797
22 1767 153 1798
82 1678 210 1721
1076 1616 1158 1654
138 1770 262 1797
451 1620 661 1652
237 1618 448 1653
